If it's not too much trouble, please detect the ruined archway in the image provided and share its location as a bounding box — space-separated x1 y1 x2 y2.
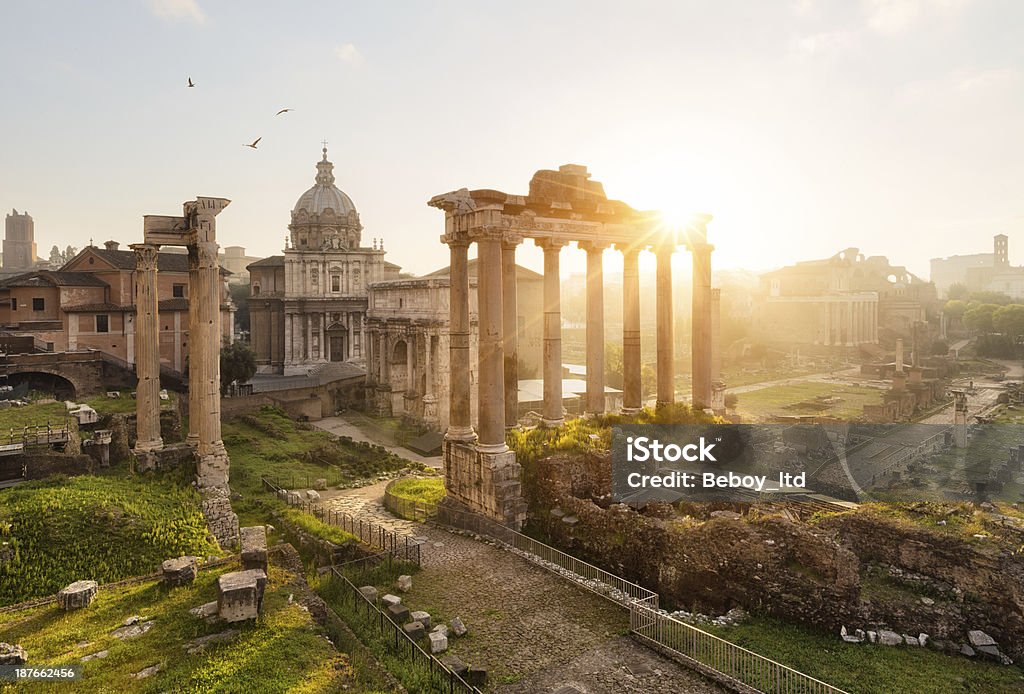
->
5 371 77 401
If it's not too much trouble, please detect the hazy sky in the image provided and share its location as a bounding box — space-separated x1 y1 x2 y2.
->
1 0 1022 279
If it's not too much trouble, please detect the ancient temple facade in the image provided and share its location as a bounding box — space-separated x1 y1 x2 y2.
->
248 147 400 375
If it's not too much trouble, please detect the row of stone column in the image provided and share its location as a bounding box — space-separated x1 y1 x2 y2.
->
283 311 362 363
820 299 878 346
445 232 716 450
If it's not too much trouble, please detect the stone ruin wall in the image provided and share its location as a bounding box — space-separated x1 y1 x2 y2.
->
523 451 1024 661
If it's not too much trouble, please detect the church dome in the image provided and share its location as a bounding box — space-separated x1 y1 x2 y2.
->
292 146 358 219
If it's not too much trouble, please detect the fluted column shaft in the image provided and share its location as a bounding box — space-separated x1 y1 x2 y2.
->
133 243 163 452
656 245 675 408
476 233 506 451
582 242 607 414
187 246 202 446
621 248 642 412
501 238 520 428
540 240 566 426
691 242 714 410
195 240 224 457
446 237 475 441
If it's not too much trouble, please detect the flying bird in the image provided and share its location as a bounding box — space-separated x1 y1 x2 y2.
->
243 137 262 149
187 77 195 88
275 108 294 116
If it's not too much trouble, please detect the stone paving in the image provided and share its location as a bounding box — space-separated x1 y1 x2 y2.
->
324 483 725 693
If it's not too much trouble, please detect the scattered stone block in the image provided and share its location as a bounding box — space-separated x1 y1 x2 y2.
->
967 630 997 648
960 644 976 657
465 667 488 687
112 619 154 639
314 478 328 491
710 510 742 520
904 635 919 647
410 611 431 629
877 629 902 646
382 594 402 607
80 650 108 662
358 586 378 603
920 596 935 606
306 490 321 501
189 601 219 620
185 629 239 655
450 616 468 636
432 624 449 637
441 654 467 677
918 633 930 648
133 663 162 679
217 569 267 622
867 631 877 644
395 575 413 593
976 644 1002 661
403 621 425 640
428 630 448 653
240 526 268 573
57 580 98 610
0 643 27 665
161 556 198 587
387 604 410 624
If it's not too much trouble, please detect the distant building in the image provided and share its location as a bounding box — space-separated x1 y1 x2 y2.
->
753 248 938 349
221 246 261 284
931 235 1024 299
3 209 37 273
0 240 234 370
930 251 993 297
248 146 400 375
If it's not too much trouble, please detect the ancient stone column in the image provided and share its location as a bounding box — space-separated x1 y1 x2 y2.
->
539 239 567 427
581 241 607 415
710 288 722 381
132 243 163 453
691 242 714 410
194 239 226 463
187 245 202 447
621 247 642 413
656 244 675 408
476 231 506 452
501 236 520 428
445 236 475 441
422 330 439 430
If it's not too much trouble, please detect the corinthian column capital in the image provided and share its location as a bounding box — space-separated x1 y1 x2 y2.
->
130 243 160 271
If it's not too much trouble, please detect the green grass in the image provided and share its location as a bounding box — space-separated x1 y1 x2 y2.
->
703 616 1024 694
0 400 69 433
281 507 358 546
735 382 883 421
386 476 445 506
0 561 382 693
0 475 219 606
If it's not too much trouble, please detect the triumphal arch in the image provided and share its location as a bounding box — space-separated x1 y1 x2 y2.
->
429 165 714 529
133 196 239 547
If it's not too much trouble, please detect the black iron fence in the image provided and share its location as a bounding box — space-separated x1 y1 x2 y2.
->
329 554 481 694
261 476 420 564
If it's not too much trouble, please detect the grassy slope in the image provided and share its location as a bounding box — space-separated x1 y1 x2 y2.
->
706 617 1024 694
0 562 383 694
387 476 445 505
0 475 219 605
736 381 882 420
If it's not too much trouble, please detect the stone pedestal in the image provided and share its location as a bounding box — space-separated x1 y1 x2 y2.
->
240 526 268 573
442 440 525 529
422 394 439 431
161 556 199 587
216 568 267 622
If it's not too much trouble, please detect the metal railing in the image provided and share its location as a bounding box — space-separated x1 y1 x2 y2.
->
383 487 439 522
440 503 848 694
632 603 847 694
329 554 481 694
261 476 420 564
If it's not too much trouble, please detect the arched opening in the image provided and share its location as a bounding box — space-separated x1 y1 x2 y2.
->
6 371 77 400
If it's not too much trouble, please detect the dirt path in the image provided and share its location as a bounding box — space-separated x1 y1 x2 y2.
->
324 484 725 693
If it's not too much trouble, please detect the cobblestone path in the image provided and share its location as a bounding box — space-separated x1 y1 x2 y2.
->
324 483 725 693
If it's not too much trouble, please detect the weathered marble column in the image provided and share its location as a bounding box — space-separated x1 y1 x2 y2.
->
621 247 642 413
539 239 567 427
132 243 163 453
691 241 714 410
476 231 507 452
501 236 520 428
445 236 475 441
422 330 439 430
656 244 675 408
187 245 202 447
194 239 226 463
581 241 607 415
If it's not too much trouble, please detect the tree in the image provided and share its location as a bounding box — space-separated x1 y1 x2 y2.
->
220 341 257 394
947 283 969 300
229 283 251 334
604 342 624 389
968 290 1013 306
943 299 968 322
993 304 1024 338
963 303 999 334
49 245 63 266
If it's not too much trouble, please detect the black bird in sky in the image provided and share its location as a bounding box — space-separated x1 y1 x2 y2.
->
243 137 262 149
187 77 195 88
275 108 294 116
